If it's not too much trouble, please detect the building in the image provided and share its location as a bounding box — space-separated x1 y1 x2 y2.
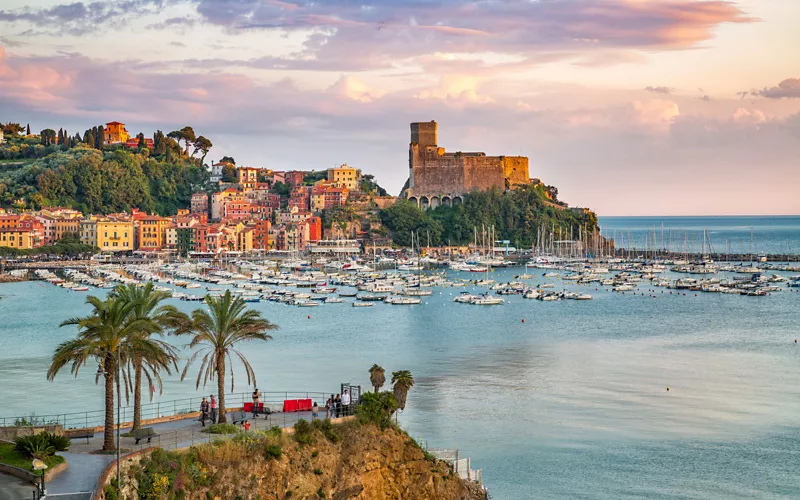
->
0 228 38 249
327 164 361 191
405 121 529 208
211 188 244 220
237 167 259 187
104 122 129 145
135 215 167 251
124 137 154 149
96 218 134 252
80 218 98 248
0 130 4 144
54 218 80 241
191 192 209 215
285 171 305 187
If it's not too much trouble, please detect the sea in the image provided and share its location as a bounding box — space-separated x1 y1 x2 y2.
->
1 215 800 499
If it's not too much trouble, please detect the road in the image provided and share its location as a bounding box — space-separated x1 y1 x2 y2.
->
0 472 35 500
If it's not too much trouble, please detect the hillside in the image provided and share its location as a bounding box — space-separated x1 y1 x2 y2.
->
0 144 208 215
113 420 487 500
380 184 599 248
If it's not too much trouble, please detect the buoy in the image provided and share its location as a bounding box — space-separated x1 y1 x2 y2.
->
666 387 670 392
522 319 525 323
307 315 310 319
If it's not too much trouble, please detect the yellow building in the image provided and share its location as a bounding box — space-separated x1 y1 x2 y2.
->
310 193 325 211
96 219 134 252
54 218 81 241
136 216 167 251
80 219 98 247
0 229 37 249
104 121 129 145
326 164 361 191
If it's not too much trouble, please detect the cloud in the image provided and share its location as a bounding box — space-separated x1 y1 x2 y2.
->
0 1 167 36
755 78 800 99
645 86 674 95
700 95 711 101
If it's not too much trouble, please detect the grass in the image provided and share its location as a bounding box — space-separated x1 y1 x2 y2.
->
0 442 65 477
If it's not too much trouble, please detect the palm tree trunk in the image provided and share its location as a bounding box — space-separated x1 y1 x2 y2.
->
217 355 226 423
132 354 142 431
103 354 116 452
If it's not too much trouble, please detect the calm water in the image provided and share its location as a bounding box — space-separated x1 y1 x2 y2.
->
2 216 800 499
599 215 800 255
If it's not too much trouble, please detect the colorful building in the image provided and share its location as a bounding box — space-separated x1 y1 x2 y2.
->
191 192 209 215
104 122 129 145
327 164 361 191
96 218 134 252
0 228 39 249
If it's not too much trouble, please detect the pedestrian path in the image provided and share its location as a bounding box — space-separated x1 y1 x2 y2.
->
47 408 334 496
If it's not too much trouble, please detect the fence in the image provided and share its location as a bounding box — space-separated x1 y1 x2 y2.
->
428 448 483 485
1 391 331 430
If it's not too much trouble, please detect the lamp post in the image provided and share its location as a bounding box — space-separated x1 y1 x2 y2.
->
32 459 47 496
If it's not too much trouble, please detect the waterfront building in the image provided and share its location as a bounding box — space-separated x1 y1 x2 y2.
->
96 218 134 252
0 228 39 249
79 218 97 247
54 217 80 241
191 192 209 215
134 214 168 251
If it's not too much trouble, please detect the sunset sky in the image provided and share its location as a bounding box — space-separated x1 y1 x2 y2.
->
1 0 798 215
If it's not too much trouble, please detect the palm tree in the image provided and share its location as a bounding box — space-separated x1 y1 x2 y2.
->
48 296 152 451
369 364 385 393
111 283 186 432
176 291 277 423
391 370 415 411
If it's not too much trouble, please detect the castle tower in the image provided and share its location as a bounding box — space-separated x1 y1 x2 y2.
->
410 121 438 148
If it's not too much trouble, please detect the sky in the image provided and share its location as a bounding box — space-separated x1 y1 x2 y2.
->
0 0 798 216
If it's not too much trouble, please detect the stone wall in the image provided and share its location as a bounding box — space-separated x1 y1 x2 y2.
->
502 156 530 187
0 425 63 441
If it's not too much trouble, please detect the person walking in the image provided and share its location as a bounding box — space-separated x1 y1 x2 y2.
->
341 389 351 416
252 387 261 417
200 397 209 427
210 394 218 424
312 402 319 420
325 395 334 419
334 394 342 418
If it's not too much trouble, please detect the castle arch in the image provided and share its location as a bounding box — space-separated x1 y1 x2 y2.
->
420 196 430 210
408 196 419 207
430 196 440 209
441 196 451 207
452 196 463 206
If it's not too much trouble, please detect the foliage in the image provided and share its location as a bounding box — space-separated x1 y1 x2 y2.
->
13 433 55 460
200 423 240 435
103 483 118 500
356 391 398 430
360 174 388 196
380 185 598 248
379 200 443 247
221 164 237 182
303 171 327 185
0 140 209 213
293 419 314 445
369 364 386 394
270 181 290 197
0 236 98 257
12 414 60 427
391 370 415 411
219 156 236 165
264 443 282 460
176 290 277 423
0 442 65 476
311 419 341 443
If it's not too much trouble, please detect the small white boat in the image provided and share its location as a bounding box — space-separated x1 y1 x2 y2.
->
386 297 421 305
352 302 374 307
324 297 344 304
72 286 89 292
470 295 504 305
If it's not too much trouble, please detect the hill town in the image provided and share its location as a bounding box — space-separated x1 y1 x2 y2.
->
0 119 597 257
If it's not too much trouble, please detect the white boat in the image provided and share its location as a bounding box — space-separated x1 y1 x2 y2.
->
293 300 319 307
469 295 504 305
324 297 344 304
72 286 89 292
453 293 476 303
401 288 433 296
386 297 421 305
312 287 337 294
352 302 374 307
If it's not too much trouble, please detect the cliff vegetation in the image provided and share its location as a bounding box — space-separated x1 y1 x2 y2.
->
111 420 486 500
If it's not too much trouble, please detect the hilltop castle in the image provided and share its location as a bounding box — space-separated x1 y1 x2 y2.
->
405 121 529 208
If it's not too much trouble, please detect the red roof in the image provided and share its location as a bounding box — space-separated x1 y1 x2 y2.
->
106 121 125 126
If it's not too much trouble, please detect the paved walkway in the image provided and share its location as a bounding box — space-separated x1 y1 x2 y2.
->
0 471 35 500
47 408 340 496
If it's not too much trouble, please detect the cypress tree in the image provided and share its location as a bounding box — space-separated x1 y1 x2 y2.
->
26 124 30 135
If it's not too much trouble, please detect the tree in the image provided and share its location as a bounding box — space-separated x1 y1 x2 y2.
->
2 122 23 135
111 283 186 431
48 296 153 451
220 156 236 165
168 126 196 156
369 364 385 393
221 164 237 183
176 291 277 423
40 129 56 147
192 135 212 165
137 133 146 149
26 123 31 135
391 370 415 411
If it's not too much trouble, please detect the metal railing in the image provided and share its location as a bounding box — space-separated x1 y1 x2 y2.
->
1 391 331 430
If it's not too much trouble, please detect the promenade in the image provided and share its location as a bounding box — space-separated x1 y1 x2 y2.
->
1 392 338 499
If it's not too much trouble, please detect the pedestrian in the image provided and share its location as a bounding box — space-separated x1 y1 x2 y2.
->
243 420 251 432
325 395 333 419
341 389 351 416
200 397 209 427
252 387 261 417
210 395 218 423
334 393 342 418
312 402 319 420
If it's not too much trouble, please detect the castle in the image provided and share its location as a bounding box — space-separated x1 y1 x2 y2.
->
405 121 529 208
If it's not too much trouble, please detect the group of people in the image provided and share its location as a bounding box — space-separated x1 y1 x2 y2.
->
323 389 353 419
199 395 218 427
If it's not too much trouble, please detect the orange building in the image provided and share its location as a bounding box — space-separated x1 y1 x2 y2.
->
104 122 129 145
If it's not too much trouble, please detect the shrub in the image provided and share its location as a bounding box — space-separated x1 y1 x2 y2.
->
13 433 55 459
313 468 323 475
316 487 326 498
201 423 240 435
293 419 314 446
103 484 118 500
311 419 340 443
265 444 282 460
356 391 398 429
44 432 71 452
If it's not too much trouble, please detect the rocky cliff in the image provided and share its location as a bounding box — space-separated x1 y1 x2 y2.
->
115 420 487 500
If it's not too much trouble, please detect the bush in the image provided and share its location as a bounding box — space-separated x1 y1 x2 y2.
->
13 433 55 459
293 419 314 446
201 423 240 435
356 391 398 430
45 432 71 452
265 444 282 460
311 419 340 443
103 484 118 500
313 468 323 475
